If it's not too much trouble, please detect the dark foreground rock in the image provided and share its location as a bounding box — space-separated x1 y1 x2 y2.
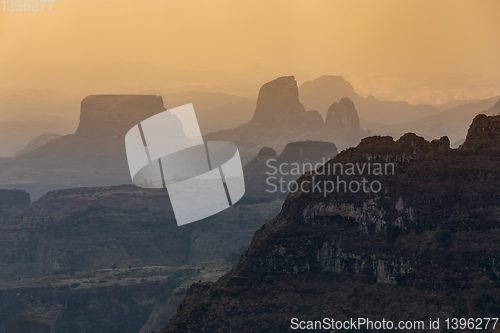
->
159 115 500 333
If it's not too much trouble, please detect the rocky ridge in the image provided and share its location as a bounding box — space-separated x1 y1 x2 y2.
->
207 76 367 161
159 115 500 332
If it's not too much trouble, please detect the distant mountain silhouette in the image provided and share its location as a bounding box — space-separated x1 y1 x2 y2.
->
206 76 367 161
162 91 255 134
0 95 166 199
299 75 439 124
12 133 62 157
325 97 361 131
394 96 500 143
483 97 500 116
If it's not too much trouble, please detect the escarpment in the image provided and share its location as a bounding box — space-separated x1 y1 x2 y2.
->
160 115 500 333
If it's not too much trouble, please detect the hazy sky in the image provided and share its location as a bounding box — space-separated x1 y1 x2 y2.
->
1 0 500 102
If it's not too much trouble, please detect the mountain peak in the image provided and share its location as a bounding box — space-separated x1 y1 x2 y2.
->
325 97 361 131
252 76 306 124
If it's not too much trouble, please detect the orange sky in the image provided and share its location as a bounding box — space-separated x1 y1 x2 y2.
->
1 0 500 102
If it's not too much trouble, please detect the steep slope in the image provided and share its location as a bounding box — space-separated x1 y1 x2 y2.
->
242 141 337 203
160 115 500 333
0 185 282 281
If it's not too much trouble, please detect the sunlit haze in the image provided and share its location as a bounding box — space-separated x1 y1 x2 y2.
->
1 0 500 111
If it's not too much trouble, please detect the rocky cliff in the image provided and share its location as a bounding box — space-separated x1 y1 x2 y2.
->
207 76 367 161
0 185 282 281
325 97 361 131
159 115 500 332
76 95 165 139
460 113 500 151
0 189 30 217
0 95 166 199
299 75 439 124
252 76 309 125
241 141 337 204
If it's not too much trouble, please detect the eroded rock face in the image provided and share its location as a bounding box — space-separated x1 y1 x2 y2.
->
252 76 306 125
159 115 500 333
76 95 165 139
325 97 361 131
0 95 167 199
461 114 500 151
208 76 367 161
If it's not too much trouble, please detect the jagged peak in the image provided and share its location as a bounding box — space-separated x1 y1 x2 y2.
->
461 114 500 150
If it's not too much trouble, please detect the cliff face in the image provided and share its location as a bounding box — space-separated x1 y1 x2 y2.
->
160 115 500 333
299 75 439 124
76 95 165 139
252 77 306 125
207 76 367 161
0 185 282 281
461 113 500 151
325 97 361 131
0 95 166 199
0 189 30 217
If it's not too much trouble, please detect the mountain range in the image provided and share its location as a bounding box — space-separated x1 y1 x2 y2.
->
159 114 500 333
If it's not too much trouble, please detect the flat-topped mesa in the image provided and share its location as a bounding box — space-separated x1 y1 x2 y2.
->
251 76 306 124
325 97 361 131
461 114 500 151
75 95 166 139
278 141 337 165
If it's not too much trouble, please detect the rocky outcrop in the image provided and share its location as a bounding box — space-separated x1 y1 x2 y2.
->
242 147 278 178
241 141 337 204
0 189 30 217
299 75 439 124
460 114 500 151
244 141 337 179
325 97 361 131
207 76 367 161
76 95 165 139
277 141 337 165
0 95 167 200
252 76 307 125
159 115 500 333
0 185 282 281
